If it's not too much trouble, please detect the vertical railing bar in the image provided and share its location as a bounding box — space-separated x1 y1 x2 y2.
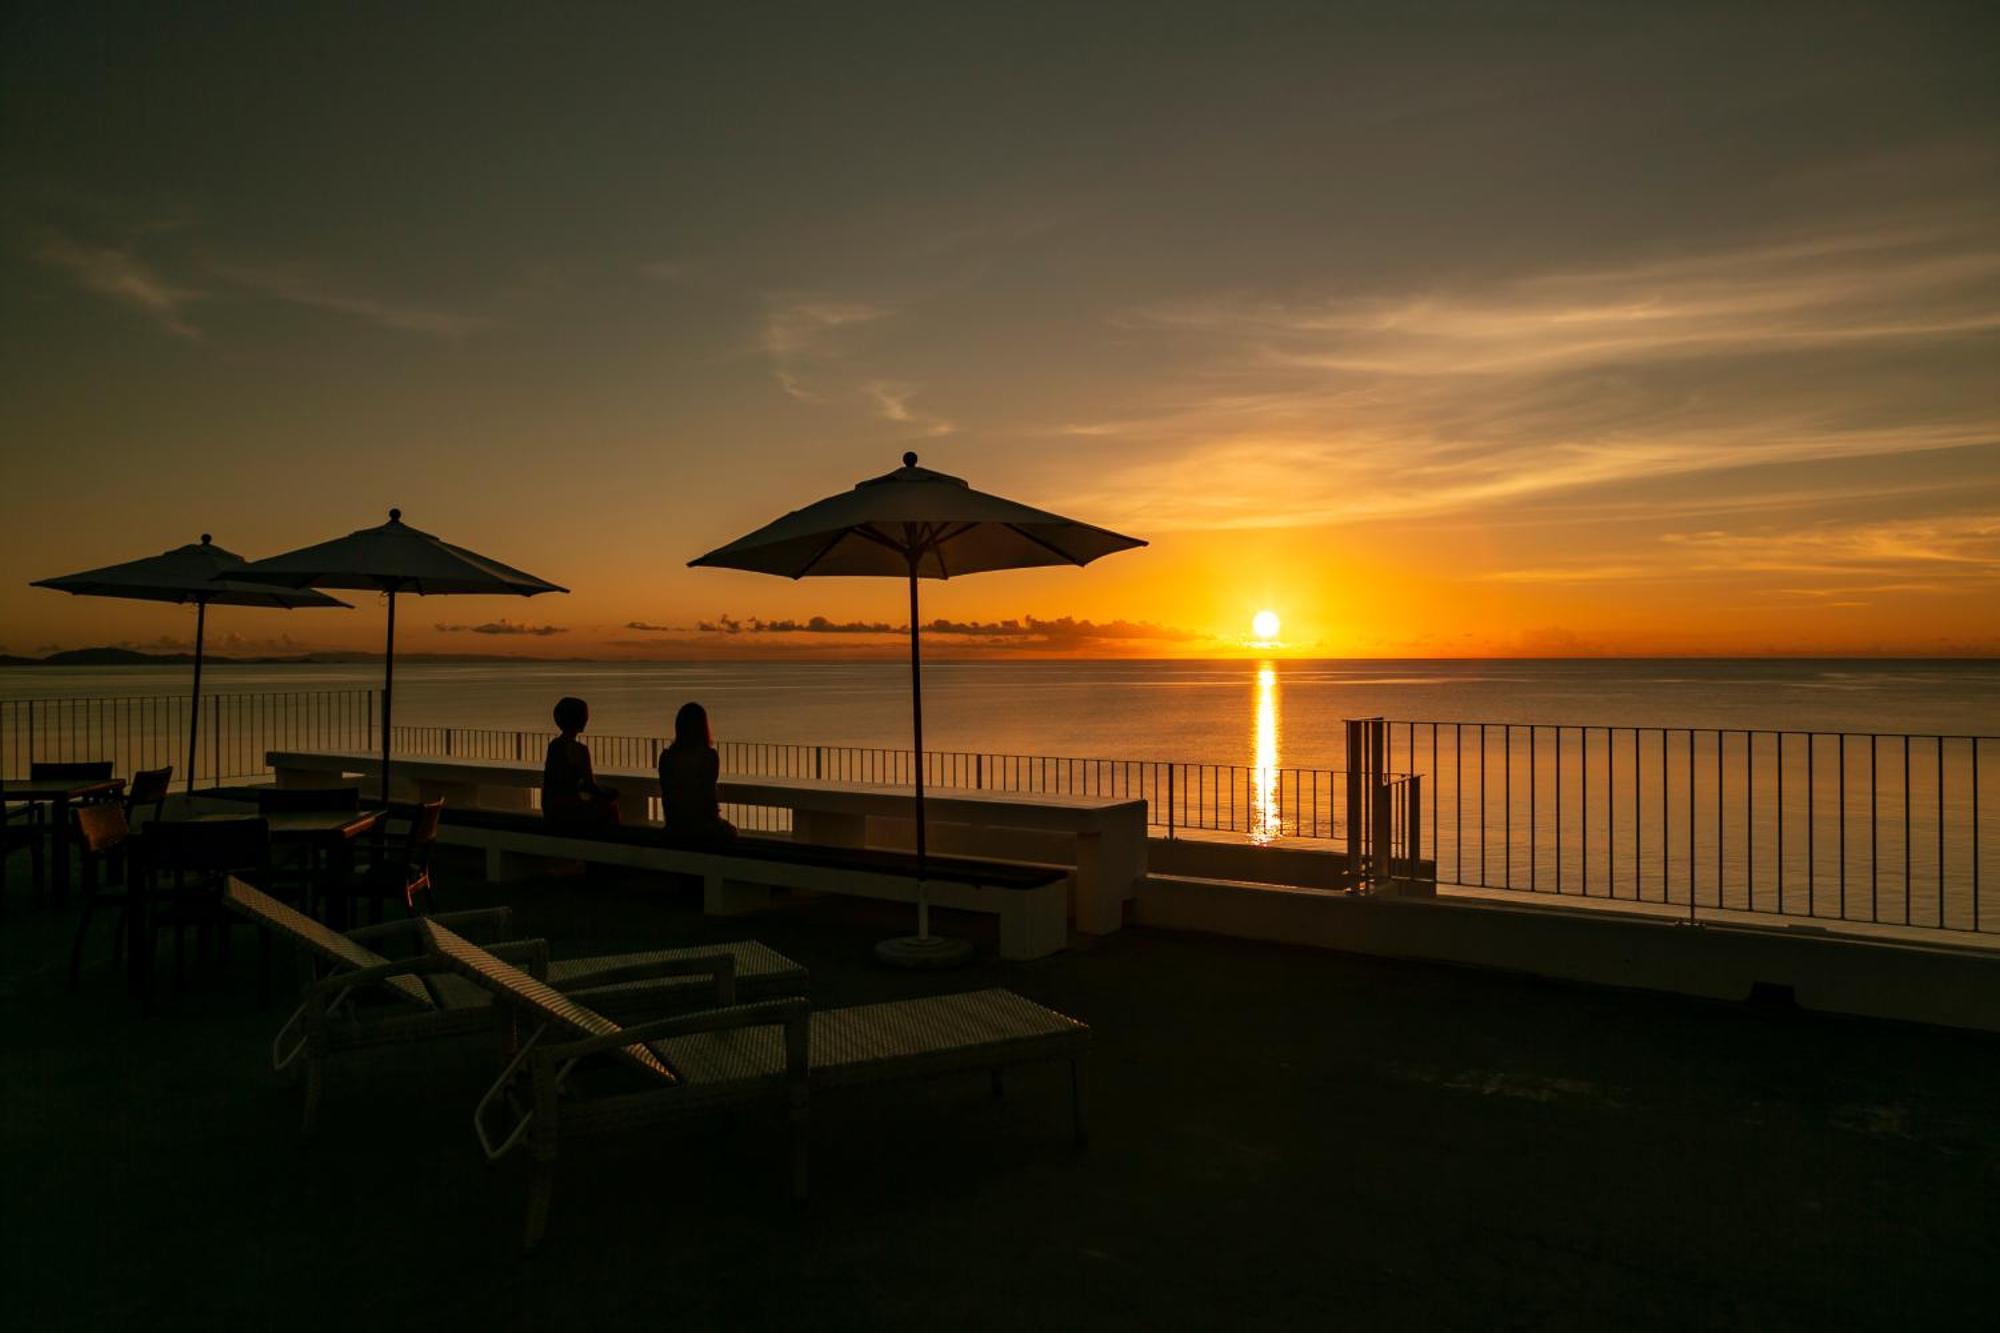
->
1936 738 1945 932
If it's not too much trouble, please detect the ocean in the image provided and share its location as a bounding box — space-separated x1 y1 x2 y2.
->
5 657 1997 770
6 657 1997 929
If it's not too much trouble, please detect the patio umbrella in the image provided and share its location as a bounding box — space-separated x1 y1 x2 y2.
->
228 509 566 807
30 535 351 792
690 451 1146 967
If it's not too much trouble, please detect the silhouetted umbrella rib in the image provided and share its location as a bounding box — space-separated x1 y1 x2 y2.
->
31 536 351 792
690 452 1145 968
230 510 564 806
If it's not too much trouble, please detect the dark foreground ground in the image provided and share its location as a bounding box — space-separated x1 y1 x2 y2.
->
4 850 1998 1332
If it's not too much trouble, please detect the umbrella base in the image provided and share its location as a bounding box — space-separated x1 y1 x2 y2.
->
874 934 974 969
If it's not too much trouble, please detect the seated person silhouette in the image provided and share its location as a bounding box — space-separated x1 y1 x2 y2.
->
658 701 736 847
542 696 620 830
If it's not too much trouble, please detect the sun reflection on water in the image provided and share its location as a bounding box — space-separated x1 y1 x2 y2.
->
1251 662 1281 844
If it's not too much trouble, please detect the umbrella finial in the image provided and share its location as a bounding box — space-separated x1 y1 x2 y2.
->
903 451 919 468
200 533 211 545
388 508 402 523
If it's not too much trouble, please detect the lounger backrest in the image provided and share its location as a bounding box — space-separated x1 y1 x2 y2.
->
222 877 435 1008
422 920 677 1084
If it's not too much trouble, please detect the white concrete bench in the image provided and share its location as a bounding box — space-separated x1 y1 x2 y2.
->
268 749 1147 934
439 807 1071 962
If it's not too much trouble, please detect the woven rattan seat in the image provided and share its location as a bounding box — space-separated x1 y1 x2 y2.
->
221 879 808 1131
423 920 1091 1249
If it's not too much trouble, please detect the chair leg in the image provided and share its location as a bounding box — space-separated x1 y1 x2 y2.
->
301 1056 324 1137
792 1109 809 1202
67 899 95 990
524 1157 557 1251
1070 1056 1089 1147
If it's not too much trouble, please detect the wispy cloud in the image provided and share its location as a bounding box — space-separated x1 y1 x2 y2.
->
435 620 568 636
1133 224 2000 378
623 620 682 633
760 297 889 401
34 231 204 338
1060 217 2000 532
206 260 486 337
1486 515 2000 586
861 380 955 436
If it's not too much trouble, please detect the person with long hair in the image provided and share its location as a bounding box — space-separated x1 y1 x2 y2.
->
658 701 735 845
542 696 620 830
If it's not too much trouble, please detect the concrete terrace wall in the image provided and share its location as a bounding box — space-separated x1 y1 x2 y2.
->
1136 875 2000 1034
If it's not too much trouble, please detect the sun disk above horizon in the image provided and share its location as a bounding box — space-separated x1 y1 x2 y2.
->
1251 609 1281 642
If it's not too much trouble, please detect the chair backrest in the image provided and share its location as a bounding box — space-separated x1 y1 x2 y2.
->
422 920 676 1083
31 760 114 782
73 802 130 856
221 878 435 1008
124 767 173 819
145 817 271 876
408 798 444 845
255 786 361 815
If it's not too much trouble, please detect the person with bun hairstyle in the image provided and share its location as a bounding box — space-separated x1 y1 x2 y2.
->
658 701 735 846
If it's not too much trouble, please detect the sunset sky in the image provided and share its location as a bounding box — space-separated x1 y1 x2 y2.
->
3 2 1996 659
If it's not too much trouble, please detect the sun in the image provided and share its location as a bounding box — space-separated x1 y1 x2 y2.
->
1251 609 1281 642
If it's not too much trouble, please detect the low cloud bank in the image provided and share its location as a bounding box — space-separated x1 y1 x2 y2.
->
435 620 567 637
693 614 1196 644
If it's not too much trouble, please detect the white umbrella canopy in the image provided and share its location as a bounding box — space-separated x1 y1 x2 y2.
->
229 509 567 805
691 452 1146 967
31 535 351 792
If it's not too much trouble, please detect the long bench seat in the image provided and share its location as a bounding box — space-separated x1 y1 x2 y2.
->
435 806 1073 961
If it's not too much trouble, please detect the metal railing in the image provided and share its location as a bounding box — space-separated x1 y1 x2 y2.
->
389 724 1364 843
2 690 377 787
1378 720 1996 933
21 690 1990 933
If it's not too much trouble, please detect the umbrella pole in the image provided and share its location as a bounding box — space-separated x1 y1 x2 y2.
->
380 587 396 810
186 598 206 794
872 558 967 968
908 562 929 939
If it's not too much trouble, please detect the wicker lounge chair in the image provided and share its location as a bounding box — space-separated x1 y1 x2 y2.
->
220 879 808 1131
422 918 1091 1248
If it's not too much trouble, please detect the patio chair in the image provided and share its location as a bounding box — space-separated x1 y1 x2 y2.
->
220 878 810 1132
123 766 173 826
68 802 136 987
253 785 361 912
2 795 46 906
29 760 116 784
139 816 273 997
423 918 1091 1249
332 797 443 922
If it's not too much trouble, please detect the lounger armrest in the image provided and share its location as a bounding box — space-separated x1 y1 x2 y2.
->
551 951 736 996
545 997 808 1062
345 906 514 947
306 955 442 996
486 937 551 978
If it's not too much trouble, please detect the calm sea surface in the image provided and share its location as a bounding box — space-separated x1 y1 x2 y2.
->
4 658 1997 766
8 659 1997 927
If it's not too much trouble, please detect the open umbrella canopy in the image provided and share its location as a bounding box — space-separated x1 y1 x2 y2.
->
31 535 351 793
32 535 351 608
689 454 1145 579
691 452 1145 967
225 509 567 596
228 509 565 809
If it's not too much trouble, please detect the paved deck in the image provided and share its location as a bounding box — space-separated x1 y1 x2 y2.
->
4 850 1997 1331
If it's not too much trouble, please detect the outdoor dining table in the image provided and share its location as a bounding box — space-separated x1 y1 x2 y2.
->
4 778 125 898
126 807 387 997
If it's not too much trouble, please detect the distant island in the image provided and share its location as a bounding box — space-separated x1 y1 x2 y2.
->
0 647 586 667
